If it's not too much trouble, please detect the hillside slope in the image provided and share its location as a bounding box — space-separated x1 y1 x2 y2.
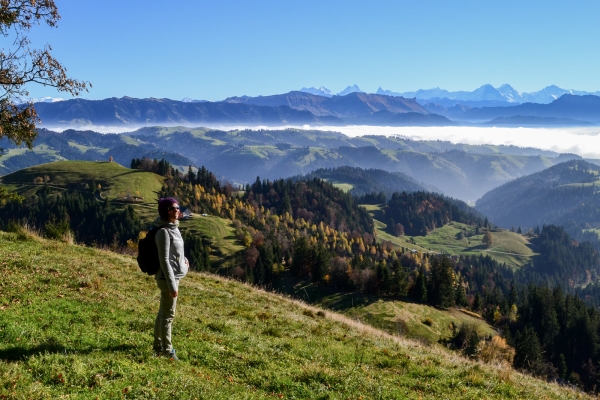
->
476 159 600 230
0 231 586 399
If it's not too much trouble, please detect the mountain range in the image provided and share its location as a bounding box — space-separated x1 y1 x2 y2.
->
33 85 600 129
373 83 600 105
34 93 457 128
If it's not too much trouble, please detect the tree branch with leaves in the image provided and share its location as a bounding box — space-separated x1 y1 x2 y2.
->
0 0 89 148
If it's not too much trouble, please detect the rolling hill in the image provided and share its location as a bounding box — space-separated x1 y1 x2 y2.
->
366 204 535 268
0 127 583 202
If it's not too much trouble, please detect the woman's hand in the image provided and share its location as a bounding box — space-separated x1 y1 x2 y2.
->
170 291 178 298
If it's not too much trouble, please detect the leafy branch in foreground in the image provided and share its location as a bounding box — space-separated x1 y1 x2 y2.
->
0 0 89 148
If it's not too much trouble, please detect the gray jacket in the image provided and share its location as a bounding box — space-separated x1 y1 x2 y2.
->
154 217 188 292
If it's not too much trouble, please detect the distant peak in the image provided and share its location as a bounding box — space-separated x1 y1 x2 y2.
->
337 84 364 96
299 86 333 97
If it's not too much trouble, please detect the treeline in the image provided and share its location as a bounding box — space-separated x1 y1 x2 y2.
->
131 157 181 178
0 186 141 247
382 191 488 236
295 166 425 198
504 285 600 391
244 177 373 234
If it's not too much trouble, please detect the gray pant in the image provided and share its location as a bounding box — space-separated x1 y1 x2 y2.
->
154 278 179 352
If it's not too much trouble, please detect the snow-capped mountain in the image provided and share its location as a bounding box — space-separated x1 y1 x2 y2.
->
337 84 364 96
181 97 208 103
25 97 64 104
299 86 333 97
495 84 522 103
378 84 600 105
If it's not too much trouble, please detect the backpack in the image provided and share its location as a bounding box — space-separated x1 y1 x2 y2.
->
137 227 171 275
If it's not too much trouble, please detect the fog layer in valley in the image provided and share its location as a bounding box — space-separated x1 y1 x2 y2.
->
49 124 600 159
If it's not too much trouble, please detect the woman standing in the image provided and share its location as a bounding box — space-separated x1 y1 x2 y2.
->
153 197 189 360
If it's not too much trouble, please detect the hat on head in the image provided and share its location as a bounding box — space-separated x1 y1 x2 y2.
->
158 197 178 220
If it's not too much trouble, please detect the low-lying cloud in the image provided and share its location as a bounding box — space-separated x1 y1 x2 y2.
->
321 126 600 159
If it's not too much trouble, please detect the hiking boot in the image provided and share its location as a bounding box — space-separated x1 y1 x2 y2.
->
166 348 179 361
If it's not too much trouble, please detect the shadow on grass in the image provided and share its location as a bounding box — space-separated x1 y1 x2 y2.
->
0 342 138 362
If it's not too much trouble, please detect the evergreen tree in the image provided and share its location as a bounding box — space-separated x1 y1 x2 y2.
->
473 292 482 311
514 326 543 372
455 283 468 307
428 256 455 308
311 243 330 283
412 267 428 303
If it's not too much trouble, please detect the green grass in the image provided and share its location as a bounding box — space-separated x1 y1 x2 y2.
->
242 146 286 159
361 204 534 268
295 148 331 167
0 146 61 167
342 299 496 344
179 214 244 260
2 160 164 204
0 231 588 399
330 182 353 192
291 283 496 345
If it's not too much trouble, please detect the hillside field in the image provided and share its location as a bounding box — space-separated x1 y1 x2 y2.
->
0 230 587 399
2 160 164 203
361 204 535 268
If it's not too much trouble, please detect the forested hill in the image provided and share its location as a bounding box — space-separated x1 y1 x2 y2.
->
243 176 373 234
292 166 429 197
475 159 600 230
530 224 600 286
382 191 487 236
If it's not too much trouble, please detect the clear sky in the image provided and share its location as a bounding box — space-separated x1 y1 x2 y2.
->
22 0 600 101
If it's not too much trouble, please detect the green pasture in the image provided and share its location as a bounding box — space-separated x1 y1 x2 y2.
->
361 204 534 268
2 160 164 203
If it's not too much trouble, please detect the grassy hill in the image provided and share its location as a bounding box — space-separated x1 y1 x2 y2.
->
362 204 535 268
0 230 587 399
2 160 164 203
133 203 244 263
286 281 497 345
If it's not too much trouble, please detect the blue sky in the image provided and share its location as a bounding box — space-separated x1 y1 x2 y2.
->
24 0 600 101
